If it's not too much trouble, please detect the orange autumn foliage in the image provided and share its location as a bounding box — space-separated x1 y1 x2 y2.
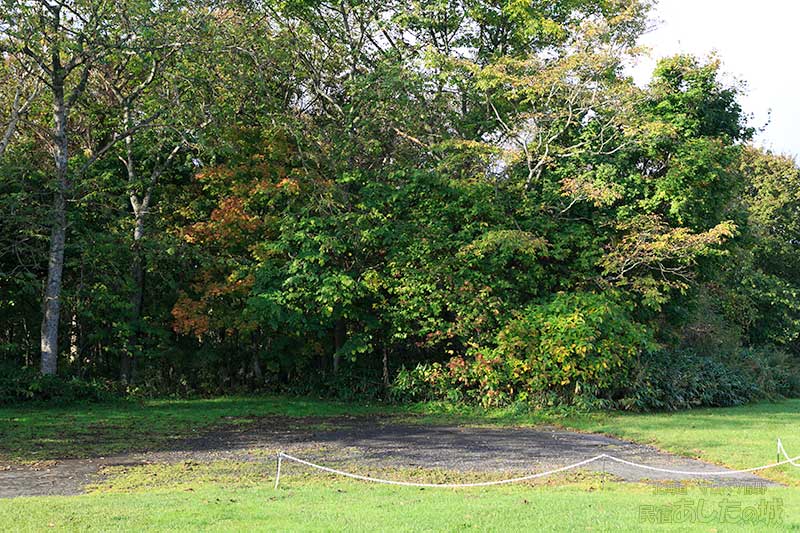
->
172 273 256 337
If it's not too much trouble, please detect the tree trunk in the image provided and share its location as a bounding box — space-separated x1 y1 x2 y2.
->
333 318 345 374
23 320 32 368
122 210 145 383
252 354 263 381
382 345 390 388
40 76 68 376
120 101 153 384
251 333 264 383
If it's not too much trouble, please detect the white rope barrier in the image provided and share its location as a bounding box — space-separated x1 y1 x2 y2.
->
602 453 800 476
275 452 606 488
273 439 800 489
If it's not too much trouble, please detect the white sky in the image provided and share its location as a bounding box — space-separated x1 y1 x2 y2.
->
629 0 800 157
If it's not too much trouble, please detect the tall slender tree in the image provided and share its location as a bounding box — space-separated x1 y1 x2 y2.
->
87 3 216 382
0 1 113 374
0 0 200 374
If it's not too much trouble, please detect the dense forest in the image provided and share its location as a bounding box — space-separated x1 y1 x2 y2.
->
2 0 799 409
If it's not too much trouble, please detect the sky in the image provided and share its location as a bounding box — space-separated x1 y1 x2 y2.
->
629 0 800 157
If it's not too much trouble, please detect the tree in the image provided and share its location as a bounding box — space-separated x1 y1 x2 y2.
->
0 0 121 374
3 0 796 407
85 2 217 382
733 147 800 348
0 0 213 375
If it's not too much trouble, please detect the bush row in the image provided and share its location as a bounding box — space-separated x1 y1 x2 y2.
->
390 346 800 411
0 363 118 405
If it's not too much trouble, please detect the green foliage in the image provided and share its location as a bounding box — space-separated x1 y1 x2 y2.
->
623 349 758 411
390 292 650 407
0 0 797 411
390 363 453 404
732 148 800 348
496 292 651 393
0 363 116 405
736 346 800 399
622 347 800 411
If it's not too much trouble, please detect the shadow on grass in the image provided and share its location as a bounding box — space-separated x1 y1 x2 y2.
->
0 396 394 462
0 396 797 465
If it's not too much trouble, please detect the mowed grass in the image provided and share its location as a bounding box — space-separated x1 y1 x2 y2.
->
1 473 798 532
2 397 800 531
0 396 390 461
560 401 800 486
1 395 799 486
0 395 576 462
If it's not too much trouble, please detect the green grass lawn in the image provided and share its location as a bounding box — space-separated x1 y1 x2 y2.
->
0 395 579 462
2 396 798 484
2 396 800 531
560 401 800 487
2 473 797 532
0 396 388 462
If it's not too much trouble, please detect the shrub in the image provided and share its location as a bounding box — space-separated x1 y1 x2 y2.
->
621 350 753 410
495 292 651 396
386 290 800 412
390 362 457 403
0 363 117 405
390 292 651 408
732 346 800 399
619 346 800 411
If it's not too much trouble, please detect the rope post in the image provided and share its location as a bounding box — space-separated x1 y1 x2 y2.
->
274 451 283 490
778 438 781 465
